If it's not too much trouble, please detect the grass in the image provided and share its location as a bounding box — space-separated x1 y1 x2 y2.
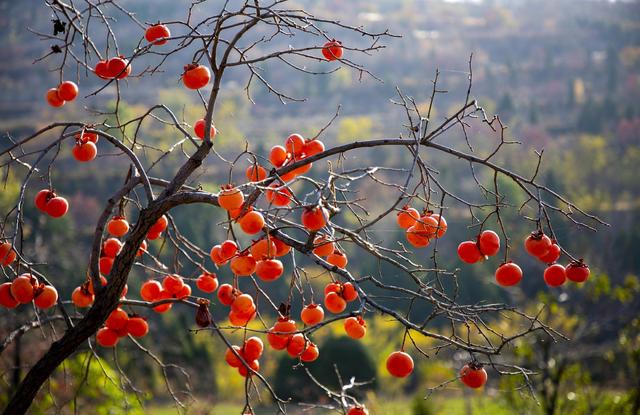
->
148 395 516 415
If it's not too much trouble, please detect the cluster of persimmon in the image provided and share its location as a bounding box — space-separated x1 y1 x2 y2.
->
269 133 325 183
0 273 58 310
458 229 523 287
34 189 69 218
94 56 132 80
457 228 590 289
523 231 591 287
72 131 99 162
98 216 134 276
50 25 166 105
312 234 348 268
70 216 151 309
211 237 287 282
397 206 448 248
224 336 264 377
139 274 190 314
96 307 149 347
45 81 78 107
323 281 358 313
217 286 258 326
267 316 319 363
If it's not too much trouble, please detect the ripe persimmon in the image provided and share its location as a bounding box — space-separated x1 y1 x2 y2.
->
347 407 369 415
300 341 320 362
286 333 308 357
196 272 218 293
255 259 284 281
406 226 430 248
174 283 191 299
285 134 305 156
524 231 552 258
57 81 78 101
301 206 328 231
96 327 119 347
45 196 69 218
140 280 162 301
33 284 58 309
182 63 210 89
145 24 171 45
272 237 291 257
250 238 277 260
193 118 216 140
106 308 129 330
225 346 243 368
218 185 244 211
99 257 114 275
495 262 523 287
460 363 488 389
153 290 173 313
344 316 366 339
72 141 97 162
229 309 256 326
0 242 17 266
267 317 297 350
269 145 288 167
231 293 255 314
94 60 110 79
301 304 324 325
137 240 148 257
72 286 94 308
326 250 348 268
107 217 129 237
150 215 168 234
341 282 358 302
230 254 257 276
324 291 347 314
427 213 447 238
126 316 149 337
107 56 131 79
0 282 19 308
386 351 414 378
246 164 267 182
478 230 500 257
210 245 226 265
102 238 123 258
11 274 36 304
265 183 292 207
457 241 482 264
538 242 561 264
46 88 64 107
220 240 238 261
243 336 264 361
566 259 590 283
312 235 335 257
543 264 566 287
162 274 185 295
238 359 260 377
239 211 265 234
397 206 420 228
217 283 236 306
322 40 343 61
34 189 54 211
303 139 325 156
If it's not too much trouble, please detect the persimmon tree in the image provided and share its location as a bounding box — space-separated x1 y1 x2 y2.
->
0 1 606 414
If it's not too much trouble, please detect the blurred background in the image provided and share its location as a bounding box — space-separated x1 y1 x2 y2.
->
0 0 639 413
